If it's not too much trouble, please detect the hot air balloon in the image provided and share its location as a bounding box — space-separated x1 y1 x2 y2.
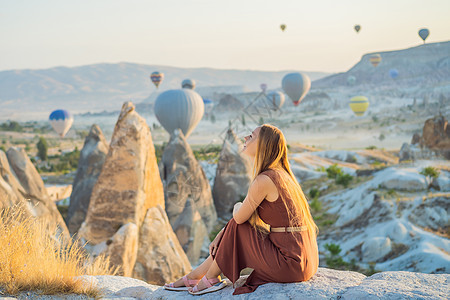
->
260 83 267 92
281 73 311 106
150 71 164 88
203 98 214 115
49 109 73 138
154 89 204 138
349 96 369 116
182 79 196 89
369 54 382 67
280 24 286 32
354 24 361 33
347 75 356 86
418 28 429 43
389 68 399 79
266 91 285 110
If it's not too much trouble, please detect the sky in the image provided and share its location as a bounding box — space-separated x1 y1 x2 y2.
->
1 0 449 73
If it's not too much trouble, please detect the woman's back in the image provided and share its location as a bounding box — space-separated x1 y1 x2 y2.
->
257 168 319 281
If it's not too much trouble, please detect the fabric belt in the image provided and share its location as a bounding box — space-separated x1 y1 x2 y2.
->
270 226 307 233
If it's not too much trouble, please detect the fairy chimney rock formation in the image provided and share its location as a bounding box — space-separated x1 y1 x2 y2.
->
79 102 189 283
79 102 164 244
420 115 450 159
0 150 25 210
5 147 69 238
172 198 208 264
213 128 252 219
133 205 191 285
162 129 217 232
68 124 108 234
401 115 450 161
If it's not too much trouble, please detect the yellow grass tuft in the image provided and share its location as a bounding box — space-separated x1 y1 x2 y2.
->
0 205 118 297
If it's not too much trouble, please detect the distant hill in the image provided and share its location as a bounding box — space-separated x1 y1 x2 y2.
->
0 63 328 116
313 41 450 90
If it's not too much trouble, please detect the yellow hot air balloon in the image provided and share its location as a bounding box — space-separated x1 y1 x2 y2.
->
349 96 369 116
280 24 286 32
369 54 382 67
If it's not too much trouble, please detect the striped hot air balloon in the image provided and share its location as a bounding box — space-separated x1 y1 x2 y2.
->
354 24 361 33
349 96 369 116
150 71 164 88
369 54 382 67
49 109 73 138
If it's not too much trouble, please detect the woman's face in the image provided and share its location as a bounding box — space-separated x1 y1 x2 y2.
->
242 126 261 157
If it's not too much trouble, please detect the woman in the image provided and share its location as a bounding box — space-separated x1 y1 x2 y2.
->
164 124 319 295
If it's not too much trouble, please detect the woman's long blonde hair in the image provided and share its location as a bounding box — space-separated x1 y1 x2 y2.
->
248 124 318 237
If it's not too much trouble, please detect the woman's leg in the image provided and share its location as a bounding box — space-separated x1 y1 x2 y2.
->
189 258 223 292
168 255 215 287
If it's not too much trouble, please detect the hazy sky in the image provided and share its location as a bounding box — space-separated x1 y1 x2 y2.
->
1 0 449 73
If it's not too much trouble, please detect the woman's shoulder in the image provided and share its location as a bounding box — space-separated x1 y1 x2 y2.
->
260 168 284 181
254 171 279 190
255 171 280 202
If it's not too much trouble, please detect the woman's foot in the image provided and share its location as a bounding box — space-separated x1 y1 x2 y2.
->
164 275 200 291
188 276 227 295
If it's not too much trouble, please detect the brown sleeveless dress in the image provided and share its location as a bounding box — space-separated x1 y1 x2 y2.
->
212 169 319 294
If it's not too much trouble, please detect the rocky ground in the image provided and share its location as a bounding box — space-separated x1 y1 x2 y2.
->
1 268 448 299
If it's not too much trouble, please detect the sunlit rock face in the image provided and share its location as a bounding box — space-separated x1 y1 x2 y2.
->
133 205 191 285
68 124 108 234
79 102 164 243
79 102 190 284
5 147 69 239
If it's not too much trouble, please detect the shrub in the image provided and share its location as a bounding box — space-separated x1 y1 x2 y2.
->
336 173 353 188
324 243 341 256
193 145 221 162
310 198 322 212
154 142 166 163
348 155 357 163
420 167 440 179
37 137 48 161
0 205 117 296
51 148 80 173
0 121 23 132
315 166 326 172
365 145 377 150
309 188 320 199
326 164 343 179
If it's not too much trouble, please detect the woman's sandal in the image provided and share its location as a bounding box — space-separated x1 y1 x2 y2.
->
163 275 200 291
188 275 227 295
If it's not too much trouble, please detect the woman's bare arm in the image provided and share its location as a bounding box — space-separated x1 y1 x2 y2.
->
233 174 272 224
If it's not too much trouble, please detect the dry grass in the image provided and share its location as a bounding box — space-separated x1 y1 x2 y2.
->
0 205 118 297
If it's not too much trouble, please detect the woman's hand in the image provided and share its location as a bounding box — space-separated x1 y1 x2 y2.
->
209 228 224 256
